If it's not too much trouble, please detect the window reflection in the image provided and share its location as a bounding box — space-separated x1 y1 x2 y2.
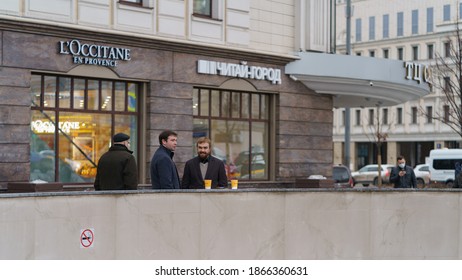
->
211 90 220 117
231 92 240 118
200 88 209 116
30 74 139 184
74 79 85 109
58 77 71 109
261 95 269 119
44 76 56 108
241 93 250 118
193 87 270 180
250 122 268 179
87 80 99 111
193 0 211 16
127 83 138 112
115 114 138 157
101 81 112 111
251 94 260 119
222 91 230 117
193 88 199 115
31 110 56 182
212 120 249 179
31 75 41 107
115 82 125 111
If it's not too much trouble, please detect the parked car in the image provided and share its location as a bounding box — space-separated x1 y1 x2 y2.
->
234 149 266 179
333 165 354 188
428 148 462 188
212 147 239 178
351 164 395 186
413 164 430 188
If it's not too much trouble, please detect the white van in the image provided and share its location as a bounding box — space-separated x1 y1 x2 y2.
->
428 149 462 188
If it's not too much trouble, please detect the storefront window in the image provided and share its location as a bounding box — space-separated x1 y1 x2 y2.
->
44 76 56 108
30 75 42 107
74 79 85 109
87 80 99 111
101 81 113 111
31 110 56 182
59 77 71 109
30 74 140 184
193 87 270 180
114 82 125 111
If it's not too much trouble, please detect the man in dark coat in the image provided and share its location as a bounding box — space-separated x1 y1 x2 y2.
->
182 137 228 189
390 155 417 188
150 130 180 189
94 132 138 190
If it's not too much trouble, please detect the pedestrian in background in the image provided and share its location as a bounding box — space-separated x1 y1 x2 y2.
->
455 162 462 187
182 137 228 189
94 132 138 190
390 155 417 188
150 130 180 189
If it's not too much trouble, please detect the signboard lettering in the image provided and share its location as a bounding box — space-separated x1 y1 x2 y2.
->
197 60 282 85
404 62 430 84
59 39 131 67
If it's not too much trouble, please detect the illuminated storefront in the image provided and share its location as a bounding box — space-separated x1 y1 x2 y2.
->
30 74 139 183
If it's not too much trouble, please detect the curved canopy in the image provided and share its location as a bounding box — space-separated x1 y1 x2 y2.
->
285 52 430 108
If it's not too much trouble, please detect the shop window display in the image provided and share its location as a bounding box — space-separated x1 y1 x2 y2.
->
30 74 139 184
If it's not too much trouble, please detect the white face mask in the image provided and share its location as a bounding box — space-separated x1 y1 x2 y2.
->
398 163 405 169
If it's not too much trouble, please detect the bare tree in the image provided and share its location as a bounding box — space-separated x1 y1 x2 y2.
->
364 106 392 187
424 22 462 138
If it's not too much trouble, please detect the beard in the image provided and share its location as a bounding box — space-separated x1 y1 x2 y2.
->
199 152 209 159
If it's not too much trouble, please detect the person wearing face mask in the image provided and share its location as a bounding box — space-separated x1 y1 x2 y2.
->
181 137 228 189
390 155 417 188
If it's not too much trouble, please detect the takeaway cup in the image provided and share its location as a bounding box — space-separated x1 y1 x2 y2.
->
231 179 238 189
204 179 212 189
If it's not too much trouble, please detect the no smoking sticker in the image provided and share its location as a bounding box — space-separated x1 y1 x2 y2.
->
80 228 94 248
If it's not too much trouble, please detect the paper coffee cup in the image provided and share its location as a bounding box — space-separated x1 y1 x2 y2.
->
231 179 238 189
204 179 212 189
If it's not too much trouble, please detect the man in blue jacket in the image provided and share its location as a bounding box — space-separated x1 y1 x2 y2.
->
150 130 180 189
390 155 417 188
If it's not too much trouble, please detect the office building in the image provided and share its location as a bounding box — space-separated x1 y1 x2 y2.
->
334 0 458 170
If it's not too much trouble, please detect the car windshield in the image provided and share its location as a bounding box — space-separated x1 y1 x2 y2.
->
420 166 429 172
333 167 349 181
359 166 369 172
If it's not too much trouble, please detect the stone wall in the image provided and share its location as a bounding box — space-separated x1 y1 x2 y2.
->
0 30 32 188
0 189 460 259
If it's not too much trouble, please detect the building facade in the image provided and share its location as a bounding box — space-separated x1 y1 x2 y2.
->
0 0 339 188
0 0 430 189
334 0 461 171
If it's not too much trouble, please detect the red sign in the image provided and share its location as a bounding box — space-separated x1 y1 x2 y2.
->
80 229 94 248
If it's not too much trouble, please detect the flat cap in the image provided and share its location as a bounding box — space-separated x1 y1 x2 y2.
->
113 133 130 143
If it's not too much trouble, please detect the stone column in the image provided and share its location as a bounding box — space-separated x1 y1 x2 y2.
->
387 141 397 164
333 142 343 165
0 68 32 189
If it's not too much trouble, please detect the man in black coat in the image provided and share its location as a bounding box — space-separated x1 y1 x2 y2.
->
390 155 417 188
182 137 228 189
94 132 138 190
